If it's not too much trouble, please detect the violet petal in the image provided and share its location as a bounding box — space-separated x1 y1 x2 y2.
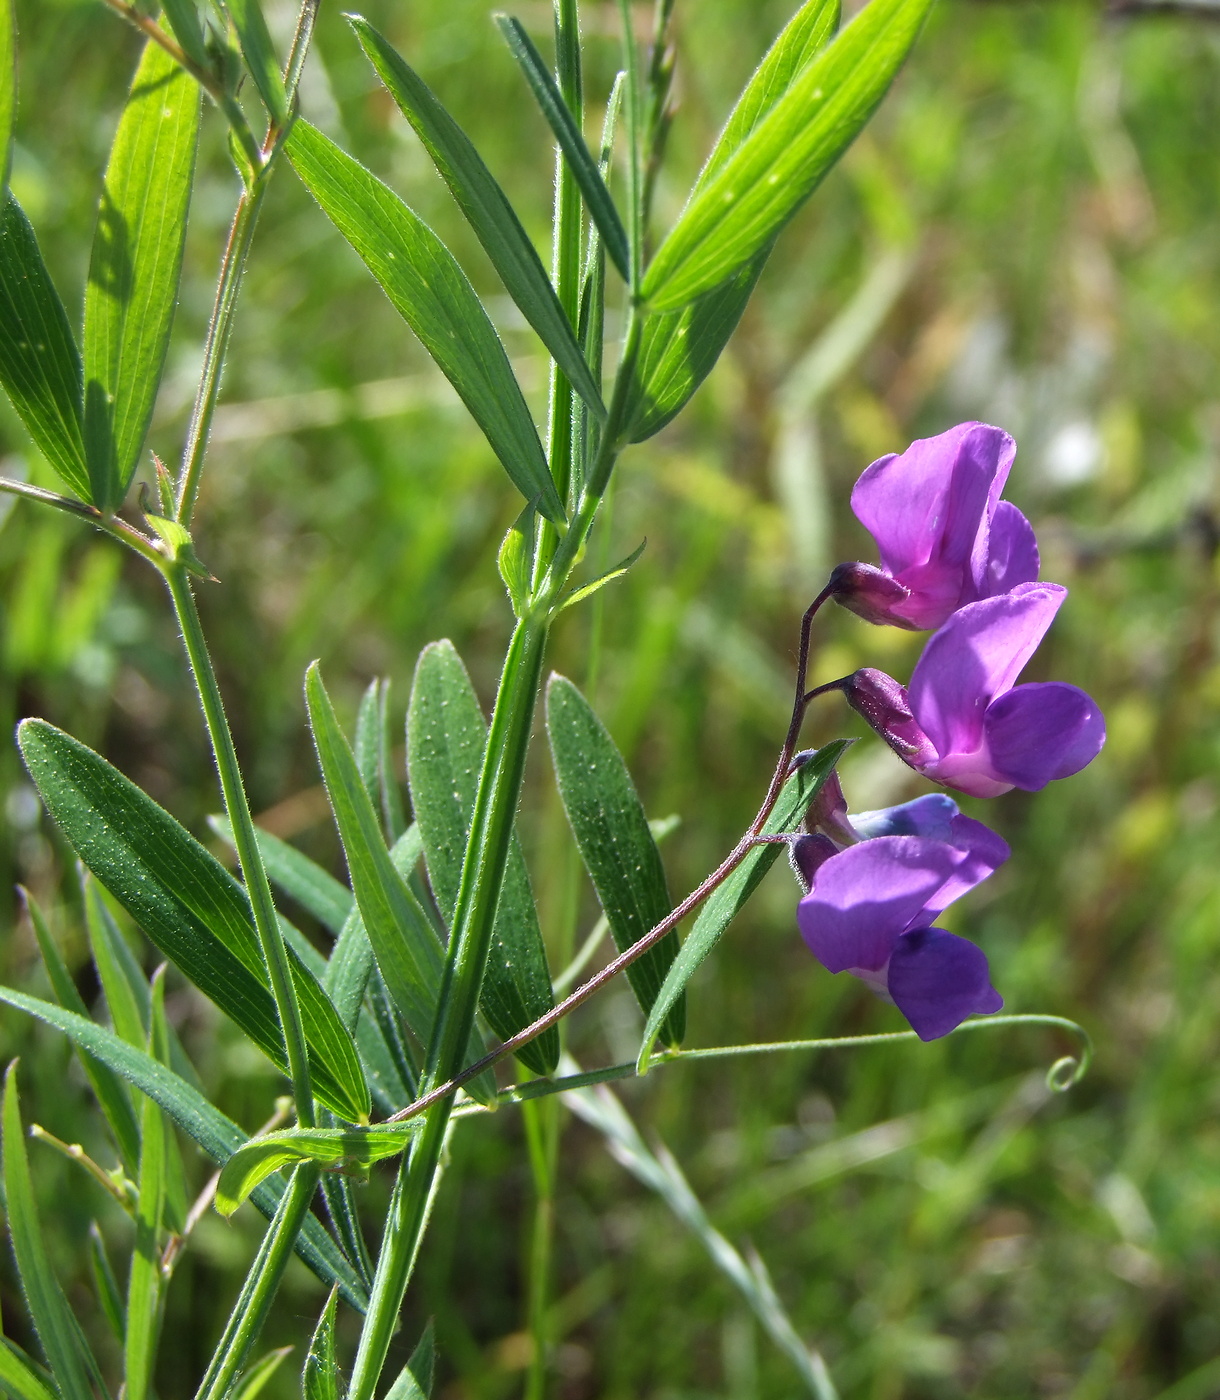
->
972 500 1040 602
886 927 1003 1041
797 837 965 974
919 814 1010 919
851 793 960 842
984 681 1106 790
908 582 1067 758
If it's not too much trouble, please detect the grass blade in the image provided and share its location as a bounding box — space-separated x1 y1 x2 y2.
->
3 1064 102 1400
233 1347 294 1400
288 120 564 523
83 39 199 509
18 718 370 1124
495 15 629 283
0 1341 58 1400
546 674 683 1043
406 640 558 1075
224 0 288 124
88 1224 126 1344
0 987 368 1311
305 662 495 1101
637 741 850 1070
350 16 605 422
303 1289 339 1400
0 197 87 497
641 0 933 312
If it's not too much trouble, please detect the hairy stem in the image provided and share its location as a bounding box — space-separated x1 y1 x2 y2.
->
163 564 315 1125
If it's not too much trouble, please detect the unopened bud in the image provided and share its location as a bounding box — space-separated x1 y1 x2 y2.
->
789 833 838 893
828 562 918 630
841 668 938 767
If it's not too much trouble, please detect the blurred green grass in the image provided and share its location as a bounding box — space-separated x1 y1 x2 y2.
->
2 1 1219 1397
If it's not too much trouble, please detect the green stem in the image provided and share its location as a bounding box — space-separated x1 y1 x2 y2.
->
522 1094 561 1400
193 1165 320 1400
174 181 267 525
615 0 644 292
348 619 551 1400
0 478 165 567
163 564 315 1126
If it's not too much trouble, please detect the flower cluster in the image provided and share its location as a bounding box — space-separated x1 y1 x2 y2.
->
796 423 1105 1040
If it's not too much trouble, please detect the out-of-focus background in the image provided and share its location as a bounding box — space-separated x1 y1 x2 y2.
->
2 1 1219 1396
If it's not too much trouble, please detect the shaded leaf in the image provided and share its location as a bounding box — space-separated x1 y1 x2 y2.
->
0 197 87 497
641 0 933 312
637 741 849 1069
0 987 368 1311
495 15 629 282
0 1341 58 1400
303 1290 339 1400
546 674 683 1044
288 120 563 523
18 719 370 1124
210 815 354 938
352 16 604 421
87 1224 126 1345
224 0 287 124
406 641 558 1074
83 40 199 509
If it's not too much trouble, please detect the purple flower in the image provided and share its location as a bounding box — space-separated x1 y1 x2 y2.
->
832 422 1039 631
841 582 1106 798
795 823 1007 1041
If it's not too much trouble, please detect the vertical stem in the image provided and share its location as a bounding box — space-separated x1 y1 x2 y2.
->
163 564 315 1127
348 619 551 1400
523 1094 561 1400
193 1165 321 1400
615 0 643 292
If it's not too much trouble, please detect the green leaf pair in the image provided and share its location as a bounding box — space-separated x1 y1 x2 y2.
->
0 40 198 509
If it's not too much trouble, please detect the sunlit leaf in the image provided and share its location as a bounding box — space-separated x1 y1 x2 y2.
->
303 1290 340 1400
233 1348 294 1400
546 674 684 1043
0 0 14 195
224 0 287 124
288 120 564 523
83 39 199 509
641 0 933 312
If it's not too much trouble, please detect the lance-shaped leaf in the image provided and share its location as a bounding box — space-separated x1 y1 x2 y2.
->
88 1225 126 1344
3 1065 103 1400
623 0 839 440
637 741 850 1070
406 641 558 1074
23 888 141 1176
160 0 208 67
224 0 288 124
82 40 199 510
0 1343 57 1400
0 197 88 497
641 0 933 312
305 663 496 1102
0 987 368 1310
495 15 629 283
288 120 564 523
351 17 605 423
233 1348 294 1400
17 719 371 1124
215 1123 421 1216
0 0 14 195
546 675 683 1044
303 1290 340 1400
386 1323 434 1400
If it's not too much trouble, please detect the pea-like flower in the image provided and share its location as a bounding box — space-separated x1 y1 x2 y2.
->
793 812 1008 1040
841 582 1106 798
831 422 1039 631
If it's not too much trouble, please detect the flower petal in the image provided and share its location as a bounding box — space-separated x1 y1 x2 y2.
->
886 927 1003 1041
851 793 960 841
983 681 1106 790
797 837 965 974
919 814 1010 918
971 500 1040 602
908 582 1067 758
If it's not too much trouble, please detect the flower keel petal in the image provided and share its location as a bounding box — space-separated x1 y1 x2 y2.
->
887 927 1003 1041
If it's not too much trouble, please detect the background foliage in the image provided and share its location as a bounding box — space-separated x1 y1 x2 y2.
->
1 1 1218 1396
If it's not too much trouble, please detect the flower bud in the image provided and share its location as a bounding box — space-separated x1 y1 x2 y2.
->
840 668 938 767
827 561 917 629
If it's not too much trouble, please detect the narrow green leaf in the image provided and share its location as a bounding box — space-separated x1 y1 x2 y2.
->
287 120 564 524
0 0 14 195
233 1348 294 1400
83 40 200 509
305 663 496 1102
351 16 605 422
354 677 382 806
0 1341 57 1400
0 988 368 1311
23 887 141 1178
160 0 208 67
3 1064 100 1400
546 674 683 1044
497 500 536 618
556 538 646 613
494 15 630 282
88 1223 126 1345
215 1123 419 1216
0 197 87 497
124 980 168 1400
406 641 559 1075
303 1290 339 1400
224 0 288 124
317 1117 374 1289
18 719 370 1124
83 877 146 1047
210 815 355 938
641 0 933 312
637 741 850 1070
385 1321 434 1400
375 679 408 843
